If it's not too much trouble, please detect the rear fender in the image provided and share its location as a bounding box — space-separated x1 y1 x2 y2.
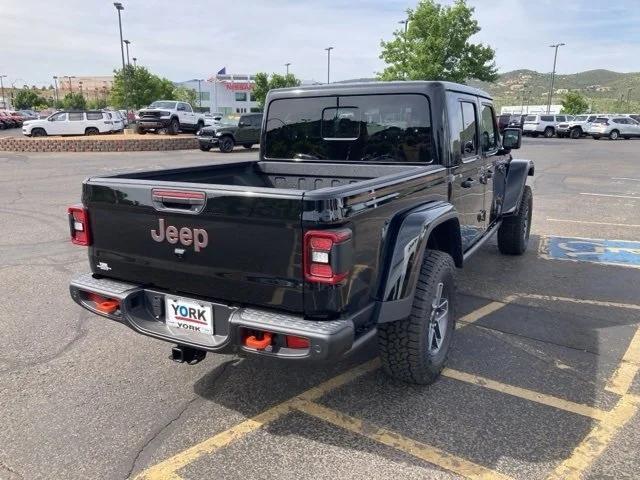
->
375 202 461 324
501 159 534 216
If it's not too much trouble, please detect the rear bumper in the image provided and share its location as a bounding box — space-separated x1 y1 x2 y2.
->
69 273 358 362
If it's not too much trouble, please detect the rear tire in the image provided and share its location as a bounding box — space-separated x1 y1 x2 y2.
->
218 136 235 153
378 250 456 385
609 130 619 140
544 127 554 138
136 125 147 135
85 127 99 136
592 135 600 140
570 128 581 139
243 144 253 149
531 132 539 138
498 185 533 255
199 145 211 152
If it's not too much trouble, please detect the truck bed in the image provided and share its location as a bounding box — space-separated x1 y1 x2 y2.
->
109 160 425 192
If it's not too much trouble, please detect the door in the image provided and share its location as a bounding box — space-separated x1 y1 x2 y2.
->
46 112 68 135
235 115 252 144
448 95 486 251
178 102 195 126
67 112 85 134
479 102 509 224
628 118 640 137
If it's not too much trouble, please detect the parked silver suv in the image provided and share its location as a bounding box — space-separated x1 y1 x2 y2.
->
590 116 640 140
523 114 570 138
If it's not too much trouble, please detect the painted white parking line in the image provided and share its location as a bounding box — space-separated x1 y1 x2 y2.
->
546 218 640 228
513 293 640 311
580 192 640 200
612 177 640 182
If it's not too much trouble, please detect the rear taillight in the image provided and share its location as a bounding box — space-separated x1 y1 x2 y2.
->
68 205 91 246
304 229 352 284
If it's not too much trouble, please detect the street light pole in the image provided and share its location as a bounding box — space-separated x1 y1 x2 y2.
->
79 81 84 99
398 18 409 79
627 88 633 112
520 84 527 114
0 75 6 109
325 47 334 84
123 39 131 65
114 2 128 112
285 63 291 75
52 76 59 105
132 57 137 67
547 42 565 114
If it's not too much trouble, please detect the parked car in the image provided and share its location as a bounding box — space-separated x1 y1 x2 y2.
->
105 111 125 133
68 80 533 385
18 110 38 120
627 114 640 123
22 110 113 137
203 112 224 127
136 101 205 135
0 111 18 128
522 114 569 137
497 114 512 133
6 111 24 127
556 114 600 138
118 110 130 127
590 116 640 140
507 114 526 129
196 113 262 152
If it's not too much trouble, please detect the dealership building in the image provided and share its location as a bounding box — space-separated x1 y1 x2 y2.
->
175 73 260 115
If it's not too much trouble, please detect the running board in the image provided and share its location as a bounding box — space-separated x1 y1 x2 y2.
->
463 220 502 262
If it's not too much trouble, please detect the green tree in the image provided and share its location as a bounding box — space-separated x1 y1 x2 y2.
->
174 86 197 105
109 65 177 109
14 89 44 109
87 98 108 110
61 92 87 110
379 0 497 83
561 91 589 115
252 72 301 108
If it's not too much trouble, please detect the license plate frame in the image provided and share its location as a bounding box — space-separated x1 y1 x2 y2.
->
165 296 214 338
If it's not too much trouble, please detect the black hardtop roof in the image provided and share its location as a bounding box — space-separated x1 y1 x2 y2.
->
267 80 492 101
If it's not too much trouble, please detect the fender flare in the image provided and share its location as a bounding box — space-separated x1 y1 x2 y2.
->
375 201 461 324
502 159 534 216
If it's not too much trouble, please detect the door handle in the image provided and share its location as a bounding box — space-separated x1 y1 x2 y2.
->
485 169 493 179
461 178 476 188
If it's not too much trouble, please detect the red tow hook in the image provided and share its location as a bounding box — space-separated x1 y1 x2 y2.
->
245 331 273 350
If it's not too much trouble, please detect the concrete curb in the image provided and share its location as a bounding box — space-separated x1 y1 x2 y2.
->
0 136 199 152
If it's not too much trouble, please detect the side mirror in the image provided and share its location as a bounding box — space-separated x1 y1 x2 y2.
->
502 128 522 150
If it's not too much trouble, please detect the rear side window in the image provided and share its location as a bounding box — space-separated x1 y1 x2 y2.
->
68 112 84 121
480 104 498 152
594 117 608 123
86 112 103 120
525 115 536 122
556 116 566 122
459 102 478 158
613 118 627 124
540 115 554 122
587 116 597 122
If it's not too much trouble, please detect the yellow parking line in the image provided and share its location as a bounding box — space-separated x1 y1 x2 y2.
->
442 368 606 420
133 359 380 480
546 394 640 480
606 325 640 395
293 398 512 480
456 295 516 329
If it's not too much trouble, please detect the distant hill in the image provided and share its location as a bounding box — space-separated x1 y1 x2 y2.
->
470 69 640 111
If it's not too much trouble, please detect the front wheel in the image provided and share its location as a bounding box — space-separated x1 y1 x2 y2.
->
218 136 235 153
378 250 456 385
136 125 147 135
498 185 533 255
544 127 554 138
570 128 581 139
31 128 47 137
169 118 180 135
85 127 99 136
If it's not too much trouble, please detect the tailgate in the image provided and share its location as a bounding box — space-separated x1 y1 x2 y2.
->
84 181 304 312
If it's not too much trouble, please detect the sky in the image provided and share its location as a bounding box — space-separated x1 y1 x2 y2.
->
1 0 639 87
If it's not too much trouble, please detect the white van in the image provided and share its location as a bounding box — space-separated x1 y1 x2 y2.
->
22 111 113 137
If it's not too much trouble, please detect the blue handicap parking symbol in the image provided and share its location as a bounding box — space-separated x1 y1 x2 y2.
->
546 236 640 268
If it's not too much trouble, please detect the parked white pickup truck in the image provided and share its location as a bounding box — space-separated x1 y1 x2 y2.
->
136 101 205 135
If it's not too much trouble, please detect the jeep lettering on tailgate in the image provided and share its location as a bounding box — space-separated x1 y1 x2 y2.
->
151 218 208 252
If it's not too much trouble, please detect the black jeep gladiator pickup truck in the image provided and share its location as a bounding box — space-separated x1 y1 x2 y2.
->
68 81 533 384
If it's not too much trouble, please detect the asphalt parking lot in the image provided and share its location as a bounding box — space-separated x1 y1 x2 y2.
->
1 137 639 480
